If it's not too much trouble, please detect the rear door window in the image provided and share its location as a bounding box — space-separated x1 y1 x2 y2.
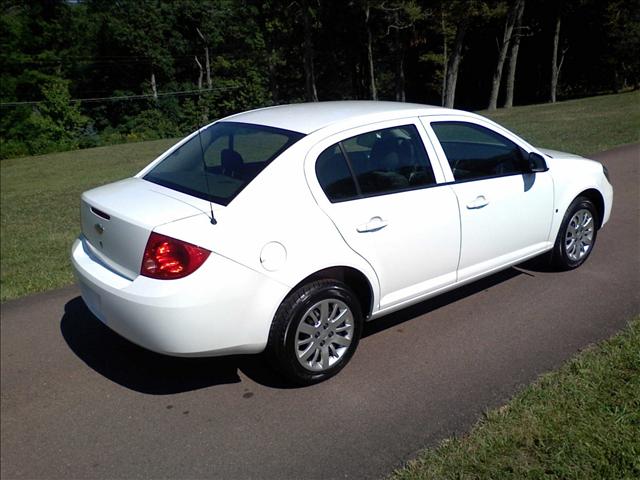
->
315 124 437 202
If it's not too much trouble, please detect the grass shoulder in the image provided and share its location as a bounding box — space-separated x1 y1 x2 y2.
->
391 317 640 480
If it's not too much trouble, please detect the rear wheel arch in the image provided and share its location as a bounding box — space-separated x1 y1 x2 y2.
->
286 266 375 319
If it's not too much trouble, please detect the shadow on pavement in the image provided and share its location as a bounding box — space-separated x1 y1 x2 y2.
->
363 267 523 338
61 297 286 394
61 267 525 394
516 253 558 273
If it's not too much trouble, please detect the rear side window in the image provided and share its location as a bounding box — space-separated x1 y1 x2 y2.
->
431 121 527 181
144 122 304 206
315 124 436 202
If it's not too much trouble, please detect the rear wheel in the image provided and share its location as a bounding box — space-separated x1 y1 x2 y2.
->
267 280 362 385
551 196 599 270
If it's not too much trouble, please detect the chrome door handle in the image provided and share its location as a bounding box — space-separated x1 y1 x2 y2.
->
466 195 489 209
356 216 388 233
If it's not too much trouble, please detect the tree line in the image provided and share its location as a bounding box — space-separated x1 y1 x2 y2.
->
1 0 638 159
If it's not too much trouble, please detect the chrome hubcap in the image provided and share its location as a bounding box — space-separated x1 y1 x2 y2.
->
565 209 594 261
294 299 354 372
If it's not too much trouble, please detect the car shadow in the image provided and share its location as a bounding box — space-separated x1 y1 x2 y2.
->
362 267 523 338
61 266 525 394
516 254 557 273
60 297 293 394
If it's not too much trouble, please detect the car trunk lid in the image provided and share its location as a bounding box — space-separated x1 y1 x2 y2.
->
81 178 206 279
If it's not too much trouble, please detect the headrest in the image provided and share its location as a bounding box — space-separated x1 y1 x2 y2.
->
221 149 243 172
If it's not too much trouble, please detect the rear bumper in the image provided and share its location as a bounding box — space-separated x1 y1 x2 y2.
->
71 236 289 357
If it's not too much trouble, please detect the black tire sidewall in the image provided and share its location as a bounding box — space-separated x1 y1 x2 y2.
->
553 197 599 269
270 280 363 385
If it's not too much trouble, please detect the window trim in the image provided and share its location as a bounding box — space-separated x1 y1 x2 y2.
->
325 169 535 204
338 142 362 197
325 177 452 203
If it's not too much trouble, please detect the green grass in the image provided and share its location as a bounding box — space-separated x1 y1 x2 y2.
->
0 138 177 301
391 318 640 480
482 90 640 157
1 91 639 301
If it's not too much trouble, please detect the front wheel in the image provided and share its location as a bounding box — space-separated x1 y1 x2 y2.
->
266 280 363 385
551 196 599 270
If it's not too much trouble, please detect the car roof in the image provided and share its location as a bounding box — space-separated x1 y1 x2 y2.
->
221 101 453 134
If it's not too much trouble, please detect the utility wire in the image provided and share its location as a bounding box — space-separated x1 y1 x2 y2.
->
0 86 237 107
3 56 207 66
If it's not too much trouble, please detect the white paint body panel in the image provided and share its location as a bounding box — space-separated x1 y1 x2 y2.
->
451 174 554 282
71 101 613 357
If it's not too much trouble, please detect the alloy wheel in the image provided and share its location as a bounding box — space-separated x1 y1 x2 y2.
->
565 208 594 261
294 299 355 372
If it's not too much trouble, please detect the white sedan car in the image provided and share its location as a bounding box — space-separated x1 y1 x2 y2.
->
72 101 613 384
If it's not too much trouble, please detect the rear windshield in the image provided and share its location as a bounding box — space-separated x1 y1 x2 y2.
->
144 122 304 206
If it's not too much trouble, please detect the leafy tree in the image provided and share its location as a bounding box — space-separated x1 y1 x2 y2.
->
378 0 424 102
504 0 527 108
439 0 496 108
487 0 524 110
4 76 88 155
605 0 640 90
0 0 637 158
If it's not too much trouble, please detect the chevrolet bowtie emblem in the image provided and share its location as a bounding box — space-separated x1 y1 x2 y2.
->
94 223 104 235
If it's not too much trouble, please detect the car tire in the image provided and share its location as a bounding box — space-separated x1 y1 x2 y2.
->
266 279 363 385
551 196 599 270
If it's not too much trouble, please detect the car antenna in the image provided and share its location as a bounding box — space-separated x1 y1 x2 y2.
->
196 97 217 225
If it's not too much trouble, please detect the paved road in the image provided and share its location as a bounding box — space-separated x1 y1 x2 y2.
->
2 144 638 480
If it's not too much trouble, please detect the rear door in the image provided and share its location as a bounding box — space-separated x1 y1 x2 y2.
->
422 117 554 282
304 119 460 312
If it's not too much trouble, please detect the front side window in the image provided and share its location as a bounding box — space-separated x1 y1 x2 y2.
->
144 122 304 206
431 121 527 181
315 124 436 202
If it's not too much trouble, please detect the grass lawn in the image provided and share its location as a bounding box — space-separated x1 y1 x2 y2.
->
0 138 177 301
482 90 640 156
1 90 639 301
391 317 640 480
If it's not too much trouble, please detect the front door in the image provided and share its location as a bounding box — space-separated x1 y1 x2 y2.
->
425 119 554 282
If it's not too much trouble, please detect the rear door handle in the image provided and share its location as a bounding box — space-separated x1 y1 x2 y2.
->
356 216 388 233
466 195 489 209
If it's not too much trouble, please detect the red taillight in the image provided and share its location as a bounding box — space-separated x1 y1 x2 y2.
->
141 232 211 280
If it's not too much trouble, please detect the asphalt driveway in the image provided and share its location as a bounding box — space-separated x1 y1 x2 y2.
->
1 144 638 479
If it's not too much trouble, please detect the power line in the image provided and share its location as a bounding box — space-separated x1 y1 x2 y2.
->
0 86 238 107
3 54 208 66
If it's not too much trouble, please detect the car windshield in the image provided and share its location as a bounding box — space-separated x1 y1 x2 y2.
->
144 122 304 206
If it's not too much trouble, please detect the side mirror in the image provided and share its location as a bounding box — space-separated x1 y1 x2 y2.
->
527 152 548 173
